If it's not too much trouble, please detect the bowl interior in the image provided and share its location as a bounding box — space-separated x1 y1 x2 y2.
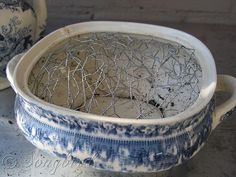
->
28 32 202 119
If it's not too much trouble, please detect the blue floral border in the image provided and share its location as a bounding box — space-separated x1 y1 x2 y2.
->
16 95 215 138
14 95 214 172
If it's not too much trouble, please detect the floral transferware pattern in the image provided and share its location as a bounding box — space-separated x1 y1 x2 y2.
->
0 16 33 76
0 0 32 12
15 94 214 172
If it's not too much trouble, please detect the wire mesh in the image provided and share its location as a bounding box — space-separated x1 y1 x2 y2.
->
28 32 202 119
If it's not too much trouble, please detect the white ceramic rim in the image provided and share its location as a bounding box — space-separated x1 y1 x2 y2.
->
13 21 217 125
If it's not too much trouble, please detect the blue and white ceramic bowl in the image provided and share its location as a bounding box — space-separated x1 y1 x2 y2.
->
6 22 236 173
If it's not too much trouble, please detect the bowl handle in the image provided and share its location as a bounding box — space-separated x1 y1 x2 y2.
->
6 53 25 93
212 75 236 129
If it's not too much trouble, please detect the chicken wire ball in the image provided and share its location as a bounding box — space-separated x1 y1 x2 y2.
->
28 32 202 119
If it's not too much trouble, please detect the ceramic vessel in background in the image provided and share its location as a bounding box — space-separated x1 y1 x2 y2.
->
0 0 47 90
6 22 236 173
